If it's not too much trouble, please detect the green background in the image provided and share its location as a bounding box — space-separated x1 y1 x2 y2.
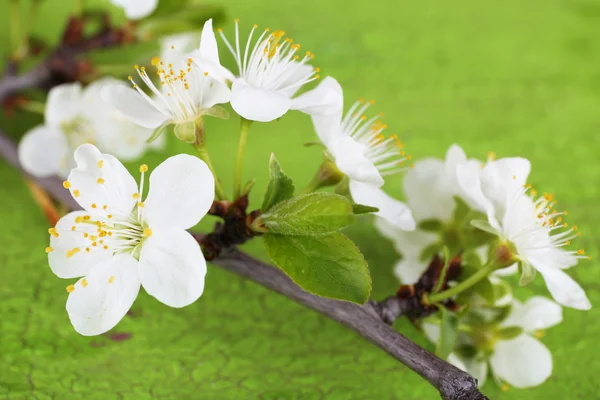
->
1 0 599 398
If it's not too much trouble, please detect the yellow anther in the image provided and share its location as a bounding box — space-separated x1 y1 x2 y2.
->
48 228 59 237
573 225 578 230
139 164 148 173
369 99 375 105
134 64 139 69
133 193 140 199
75 216 83 223
501 384 509 392
217 28 223 32
361 115 367 121
315 67 320 72
151 57 160 66
103 245 109 250
66 250 74 259
83 215 90 221
97 178 105 184
66 284 75 293
564 222 569 227
578 249 585 255
253 24 258 28
81 278 88 288
407 155 413 160
73 190 80 197
512 175 516 180
103 205 108 210
85 247 90 252
108 276 115 284
359 98 364 103
137 201 145 208
566 241 571 245
45 246 54 253
71 226 76 231
204 71 209 76
92 242 97 247
488 151 496 160
235 18 240 23
83 232 89 238
143 228 153 237
63 180 71 189
128 75 133 80
98 160 104 168
107 214 113 219
91 203 97 209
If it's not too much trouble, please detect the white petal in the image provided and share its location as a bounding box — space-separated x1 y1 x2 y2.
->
404 158 454 221
68 144 138 215
447 353 488 387
45 83 82 126
334 136 383 186
394 257 429 285
530 261 591 310
94 117 149 161
198 76 231 109
375 217 437 254
490 335 552 388
422 322 440 343
139 230 207 308
116 0 158 19
100 84 169 129
502 296 563 332
18 125 69 178
48 211 114 278
199 19 220 65
456 164 500 231
290 76 344 117
144 154 214 230
350 181 416 231
463 357 488 387
230 79 291 122
481 157 531 201
66 253 140 336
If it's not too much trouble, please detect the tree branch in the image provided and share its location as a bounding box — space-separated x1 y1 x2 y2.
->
0 21 489 399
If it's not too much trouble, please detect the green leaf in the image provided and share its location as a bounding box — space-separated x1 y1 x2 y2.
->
263 233 371 303
436 309 459 360
352 204 379 215
519 261 537 286
262 154 295 211
418 219 443 232
261 193 355 236
497 326 524 340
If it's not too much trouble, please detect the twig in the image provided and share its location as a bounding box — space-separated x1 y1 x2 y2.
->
0 20 489 399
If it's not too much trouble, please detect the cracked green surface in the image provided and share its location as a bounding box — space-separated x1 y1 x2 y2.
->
1 0 600 398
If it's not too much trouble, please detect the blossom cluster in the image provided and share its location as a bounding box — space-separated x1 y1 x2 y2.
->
14 8 592 392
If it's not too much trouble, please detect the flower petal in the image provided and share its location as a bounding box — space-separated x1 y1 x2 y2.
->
199 19 220 65
350 181 416 231
45 83 82 126
490 334 552 388
529 260 591 310
48 211 114 279
198 75 231 109
456 164 500 230
404 158 454 221
291 76 344 117
334 136 383 186
230 78 291 122
68 144 138 215
100 84 169 129
66 253 140 336
139 230 207 308
447 354 489 387
144 154 214 230
18 125 69 178
502 296 563 332
114 0 158 19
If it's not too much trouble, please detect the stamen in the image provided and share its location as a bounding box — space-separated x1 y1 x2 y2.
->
63 181 71 189
66 284 75 293
45 246 53 253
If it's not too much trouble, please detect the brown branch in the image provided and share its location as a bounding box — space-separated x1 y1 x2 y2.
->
0 19 489 399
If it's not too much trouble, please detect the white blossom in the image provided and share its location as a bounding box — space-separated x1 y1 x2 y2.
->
47 144 214 335
110 0 158 20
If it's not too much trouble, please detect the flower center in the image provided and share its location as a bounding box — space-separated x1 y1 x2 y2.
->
60 116 96 147
218 19 320 92
51 165 153 262
128 54 206 123
341 99 411 176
